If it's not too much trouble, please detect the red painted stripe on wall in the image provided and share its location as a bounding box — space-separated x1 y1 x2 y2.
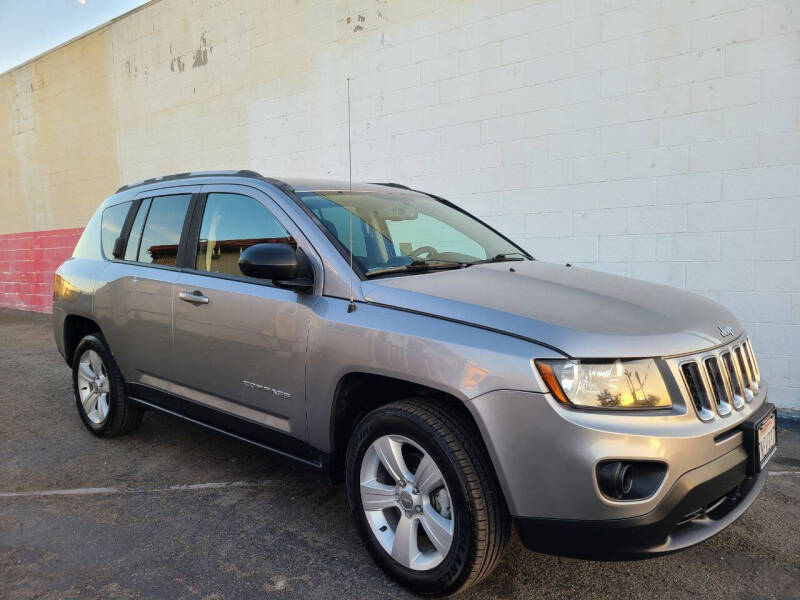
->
0 227 84 313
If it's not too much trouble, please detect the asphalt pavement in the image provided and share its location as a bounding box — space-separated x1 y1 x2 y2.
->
1 307 798 599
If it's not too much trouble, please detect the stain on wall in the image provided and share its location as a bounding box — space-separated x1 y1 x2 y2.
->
192 31 212 67
170 53 186 73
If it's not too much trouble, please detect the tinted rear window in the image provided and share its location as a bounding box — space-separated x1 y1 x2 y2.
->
137 194 191 266
100 201 133 259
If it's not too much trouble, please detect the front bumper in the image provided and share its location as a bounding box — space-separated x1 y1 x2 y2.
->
514 444 766 559
467 387 773 558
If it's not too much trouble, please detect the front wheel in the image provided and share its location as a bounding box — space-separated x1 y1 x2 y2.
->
345 399 510 596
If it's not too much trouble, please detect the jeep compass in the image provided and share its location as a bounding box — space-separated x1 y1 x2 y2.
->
53 171 777 596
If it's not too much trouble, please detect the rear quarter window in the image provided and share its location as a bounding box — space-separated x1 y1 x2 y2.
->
72 209 103 260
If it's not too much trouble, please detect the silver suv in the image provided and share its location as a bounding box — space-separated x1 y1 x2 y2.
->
54 171 777 596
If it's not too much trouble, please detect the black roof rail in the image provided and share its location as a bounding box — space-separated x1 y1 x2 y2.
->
115 169 283 193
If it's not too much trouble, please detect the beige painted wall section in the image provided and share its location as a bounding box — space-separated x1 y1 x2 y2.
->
0 0 496 233
1 26 120 235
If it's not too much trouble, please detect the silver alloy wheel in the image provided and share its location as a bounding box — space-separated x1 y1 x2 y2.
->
76 349 110 425
360 434 454 571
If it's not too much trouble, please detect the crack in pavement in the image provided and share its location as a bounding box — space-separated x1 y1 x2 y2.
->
0 479 316 498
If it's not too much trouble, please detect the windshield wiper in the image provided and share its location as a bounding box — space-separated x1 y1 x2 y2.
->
366 259 467 278
365 253 529 278
468 252 528 265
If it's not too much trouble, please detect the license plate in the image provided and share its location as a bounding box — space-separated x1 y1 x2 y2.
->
757 412 777 470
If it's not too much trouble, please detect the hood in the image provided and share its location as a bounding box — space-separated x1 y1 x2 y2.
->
361 261 742 358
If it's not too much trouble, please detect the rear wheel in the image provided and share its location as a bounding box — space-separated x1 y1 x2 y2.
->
72 334 142 437
345 399 510 596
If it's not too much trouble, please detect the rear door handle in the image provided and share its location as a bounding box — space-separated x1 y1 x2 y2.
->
179 290 209 304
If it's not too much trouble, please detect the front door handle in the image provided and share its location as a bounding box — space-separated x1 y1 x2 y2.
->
179 290 209 304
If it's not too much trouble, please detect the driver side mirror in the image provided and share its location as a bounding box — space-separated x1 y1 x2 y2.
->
239 243 314 293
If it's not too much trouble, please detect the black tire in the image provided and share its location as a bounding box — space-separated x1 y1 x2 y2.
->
72 334 143 437
345 398 510 597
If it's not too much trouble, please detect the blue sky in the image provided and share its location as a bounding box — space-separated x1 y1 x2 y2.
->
0 0 149 74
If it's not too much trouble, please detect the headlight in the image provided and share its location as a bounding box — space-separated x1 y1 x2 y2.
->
535 358 672 410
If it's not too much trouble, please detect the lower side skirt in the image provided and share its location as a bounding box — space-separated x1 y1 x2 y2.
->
129 395 324 470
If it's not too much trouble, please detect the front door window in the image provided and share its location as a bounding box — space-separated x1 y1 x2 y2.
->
194 193 294 279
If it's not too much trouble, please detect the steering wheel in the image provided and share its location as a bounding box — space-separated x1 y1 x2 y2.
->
408 245 438 260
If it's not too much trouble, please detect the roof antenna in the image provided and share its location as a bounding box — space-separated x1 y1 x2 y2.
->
346 77 356 313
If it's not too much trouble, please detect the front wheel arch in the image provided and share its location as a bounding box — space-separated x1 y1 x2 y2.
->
328 373 490 483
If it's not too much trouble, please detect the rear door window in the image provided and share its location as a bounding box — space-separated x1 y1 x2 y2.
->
136 194 192 266
101 201 133 259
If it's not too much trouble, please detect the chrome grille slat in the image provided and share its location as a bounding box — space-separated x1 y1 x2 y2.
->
742 340 759 392
680 362 714 422
675 337 760 422
704 357 732 416
721 351 745 410
746 339 760 381
734 346 755 402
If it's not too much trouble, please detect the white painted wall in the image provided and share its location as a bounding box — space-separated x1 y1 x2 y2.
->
3 0 799 410
324 0 800 412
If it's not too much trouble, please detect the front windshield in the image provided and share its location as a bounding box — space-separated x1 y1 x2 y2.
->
296 187 529 277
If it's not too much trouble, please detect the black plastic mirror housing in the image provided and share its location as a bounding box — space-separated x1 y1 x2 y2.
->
239 243 313 292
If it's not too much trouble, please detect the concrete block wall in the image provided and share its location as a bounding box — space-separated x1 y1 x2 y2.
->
0 0 798 410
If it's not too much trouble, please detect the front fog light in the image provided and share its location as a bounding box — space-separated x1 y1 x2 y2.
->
596 460 667 501
535 358 672 410
598 462 633 499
